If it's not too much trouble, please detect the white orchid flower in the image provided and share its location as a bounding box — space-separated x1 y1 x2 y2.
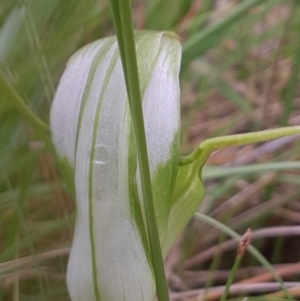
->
50 29 300 301
50 31 184 301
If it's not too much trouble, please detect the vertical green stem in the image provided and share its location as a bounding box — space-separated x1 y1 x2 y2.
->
219 255 241 301
109 1 170 301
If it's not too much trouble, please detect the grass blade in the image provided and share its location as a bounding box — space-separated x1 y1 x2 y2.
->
109 1 169 300
0 71 50 137
182 0 265 68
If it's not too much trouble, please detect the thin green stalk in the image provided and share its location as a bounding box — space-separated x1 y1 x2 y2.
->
203 161 300 180
220 228 251 301
0 71 50 137
180 127 300 165
194 212 294 301
219 255 241 301
109 1 169 301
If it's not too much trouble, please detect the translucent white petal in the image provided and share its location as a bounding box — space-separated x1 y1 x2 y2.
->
50 31 181 301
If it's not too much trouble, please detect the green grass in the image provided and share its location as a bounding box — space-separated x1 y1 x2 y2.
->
109 1 169 300
1 1 300 300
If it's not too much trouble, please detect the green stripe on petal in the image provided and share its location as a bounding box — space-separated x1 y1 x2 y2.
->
140 35 181 251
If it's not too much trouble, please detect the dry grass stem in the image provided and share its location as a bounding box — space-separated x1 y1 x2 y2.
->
184 226 300 269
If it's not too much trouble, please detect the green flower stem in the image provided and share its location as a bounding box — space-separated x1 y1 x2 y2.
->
180 126 300 165
219 255 242 301
194 212 294 300
0 71 50 137
109 1 169 301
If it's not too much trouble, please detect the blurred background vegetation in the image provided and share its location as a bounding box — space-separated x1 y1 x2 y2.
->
1 0 300 300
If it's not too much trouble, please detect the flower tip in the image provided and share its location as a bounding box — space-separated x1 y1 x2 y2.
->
163 31 181 42
238 228 252 257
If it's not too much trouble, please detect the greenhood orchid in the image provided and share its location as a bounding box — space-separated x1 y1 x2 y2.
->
50 31 300 301
51 31 183 301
